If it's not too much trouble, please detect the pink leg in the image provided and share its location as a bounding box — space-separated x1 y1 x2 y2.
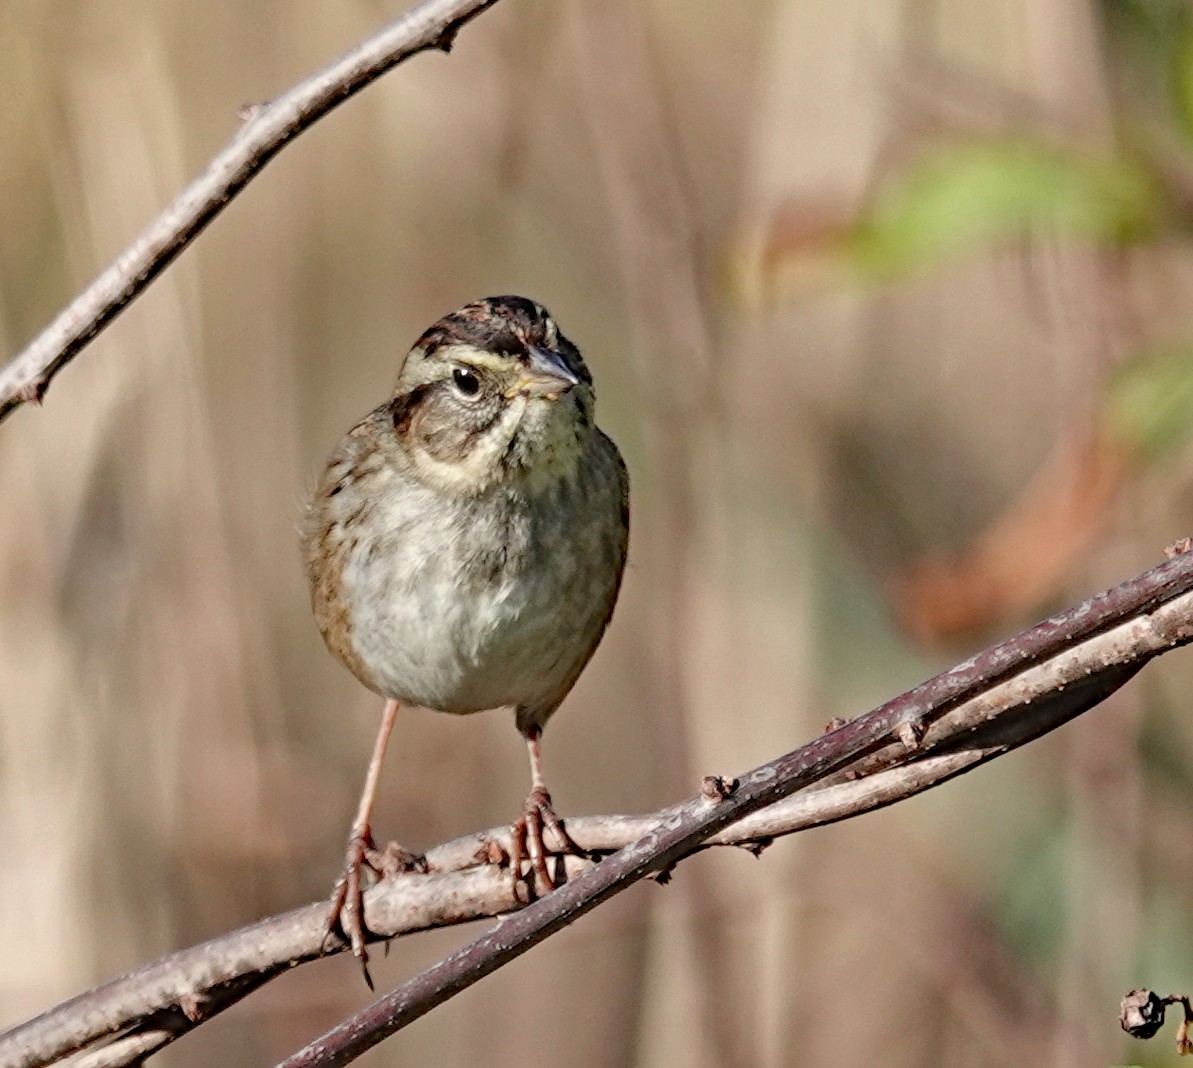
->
327 698 423 987
509 726 583 893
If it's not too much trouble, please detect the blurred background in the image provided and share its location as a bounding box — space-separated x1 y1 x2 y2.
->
3 0 1193 1064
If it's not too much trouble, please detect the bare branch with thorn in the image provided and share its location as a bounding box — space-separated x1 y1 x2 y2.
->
5 547 1193 1067
0 0 503 426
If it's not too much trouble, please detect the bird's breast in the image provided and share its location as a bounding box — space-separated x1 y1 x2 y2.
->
335 457 621 715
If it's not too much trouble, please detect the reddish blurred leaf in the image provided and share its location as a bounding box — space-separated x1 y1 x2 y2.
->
895 428 1130 642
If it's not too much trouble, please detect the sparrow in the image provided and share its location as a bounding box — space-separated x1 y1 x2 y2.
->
301 295 629 977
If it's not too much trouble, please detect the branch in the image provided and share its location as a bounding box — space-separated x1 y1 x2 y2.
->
5 549 1193 1068
278 556 1193 1067
0 0 502 425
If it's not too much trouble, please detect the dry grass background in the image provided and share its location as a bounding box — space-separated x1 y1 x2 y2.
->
4 1 1193 1065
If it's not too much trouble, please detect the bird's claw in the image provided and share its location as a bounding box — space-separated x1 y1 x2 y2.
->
325 830 425 988
510 787 583 895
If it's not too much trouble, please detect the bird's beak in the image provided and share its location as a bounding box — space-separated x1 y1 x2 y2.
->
507 346 581 399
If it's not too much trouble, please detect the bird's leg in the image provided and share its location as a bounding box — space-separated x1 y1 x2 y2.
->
510 726 584 893
326 698 424 986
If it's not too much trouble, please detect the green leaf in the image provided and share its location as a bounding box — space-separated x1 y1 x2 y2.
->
846 141 1158 279
1103 344 1193 459
1173 28 1193 142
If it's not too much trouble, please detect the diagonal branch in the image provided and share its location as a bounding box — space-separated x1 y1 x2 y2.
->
0 0 503 425
276 553 1193 1067
5 549 1193 1068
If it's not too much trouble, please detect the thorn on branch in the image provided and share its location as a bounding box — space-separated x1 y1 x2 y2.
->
701 775 739 801
740 837 773 858
1166 537 1193 559
651 863 675 886
178 993 205 1024
237 101 269 123
896 717 926 751
433 26 462 53
433 1 499 53
1120 988 1193 1055
476 838 509 867
16 377 47 405
823 716 849 734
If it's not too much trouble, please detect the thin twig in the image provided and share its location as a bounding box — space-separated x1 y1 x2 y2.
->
6 549 1193 1068
0 0 502 425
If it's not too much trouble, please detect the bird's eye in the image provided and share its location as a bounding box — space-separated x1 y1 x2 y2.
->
451 367 481 398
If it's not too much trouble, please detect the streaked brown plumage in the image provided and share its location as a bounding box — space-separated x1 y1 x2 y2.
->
302 296 629 977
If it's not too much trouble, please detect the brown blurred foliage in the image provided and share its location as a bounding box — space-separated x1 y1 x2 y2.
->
6 1 1193 1065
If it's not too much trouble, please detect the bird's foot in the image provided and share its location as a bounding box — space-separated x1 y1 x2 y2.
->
325 829 426 988
510 787 584 895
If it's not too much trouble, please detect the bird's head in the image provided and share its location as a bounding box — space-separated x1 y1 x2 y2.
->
390 296 595 496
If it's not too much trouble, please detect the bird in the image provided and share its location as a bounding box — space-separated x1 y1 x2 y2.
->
301 295 629 978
